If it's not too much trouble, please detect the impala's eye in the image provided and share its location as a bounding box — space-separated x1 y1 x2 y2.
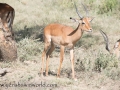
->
82 22 85 24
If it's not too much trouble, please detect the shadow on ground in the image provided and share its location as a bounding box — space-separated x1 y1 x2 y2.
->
14 24 45 42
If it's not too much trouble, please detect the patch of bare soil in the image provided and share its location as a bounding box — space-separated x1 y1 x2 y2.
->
0 55 120 90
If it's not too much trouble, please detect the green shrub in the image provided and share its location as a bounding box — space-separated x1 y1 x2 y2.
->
88 0 96 4
98 0 118 14
104 68 120 80
94 52 118 72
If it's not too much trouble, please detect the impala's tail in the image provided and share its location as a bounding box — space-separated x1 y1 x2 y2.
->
99 30 111 53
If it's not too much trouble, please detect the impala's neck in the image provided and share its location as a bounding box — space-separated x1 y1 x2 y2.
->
71 23 84 44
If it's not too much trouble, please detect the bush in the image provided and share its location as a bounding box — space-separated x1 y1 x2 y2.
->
98 0 118 14
94 53 118 72
17 38 44 61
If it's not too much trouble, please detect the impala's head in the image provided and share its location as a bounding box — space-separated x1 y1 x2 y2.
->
113 39 120 59
70 2 94 32
100 30 120 59
79 17 93 32
113 39 120 50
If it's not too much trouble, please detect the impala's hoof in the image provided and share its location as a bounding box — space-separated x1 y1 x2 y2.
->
57 74 60 78
41 74 44 77
74 78 77 81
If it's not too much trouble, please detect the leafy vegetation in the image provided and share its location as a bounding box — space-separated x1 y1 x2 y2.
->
97 0 118 14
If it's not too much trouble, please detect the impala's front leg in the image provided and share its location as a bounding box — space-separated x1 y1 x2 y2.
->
70 48 75 79
57 46 65 77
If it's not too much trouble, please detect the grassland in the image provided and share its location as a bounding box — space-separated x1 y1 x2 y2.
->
0 0 120 90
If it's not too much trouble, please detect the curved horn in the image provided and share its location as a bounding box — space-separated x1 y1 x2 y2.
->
74 2 82 19
99 30 111 53
81 3 88 16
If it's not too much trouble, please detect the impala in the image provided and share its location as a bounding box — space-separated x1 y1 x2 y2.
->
41 3 94 79
100 30 120 59
0 3 15 40
0 3 17 61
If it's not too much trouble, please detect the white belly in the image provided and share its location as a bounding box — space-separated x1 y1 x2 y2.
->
51 36 73 49
51 36 62 46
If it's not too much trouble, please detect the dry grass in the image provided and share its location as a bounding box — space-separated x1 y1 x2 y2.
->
0 0 120 90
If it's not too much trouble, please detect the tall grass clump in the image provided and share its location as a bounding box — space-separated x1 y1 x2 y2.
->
94 52 120 80
75 49 120 80
75 34 100 49
17 38 44 61
94 53 118 72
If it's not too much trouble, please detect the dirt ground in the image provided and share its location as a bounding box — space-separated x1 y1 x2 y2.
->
0 54 120 90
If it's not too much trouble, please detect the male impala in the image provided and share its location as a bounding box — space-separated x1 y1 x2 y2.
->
0 3 15 40
100 30 120 59
41 3 94 79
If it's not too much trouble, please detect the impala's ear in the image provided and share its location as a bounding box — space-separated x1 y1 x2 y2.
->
88 17 95 22
70 17 79 23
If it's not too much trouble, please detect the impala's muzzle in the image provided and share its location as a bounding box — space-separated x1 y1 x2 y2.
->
87 28 92 32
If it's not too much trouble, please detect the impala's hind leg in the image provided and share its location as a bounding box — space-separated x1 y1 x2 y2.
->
41 37 51 76
46 42 55 76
